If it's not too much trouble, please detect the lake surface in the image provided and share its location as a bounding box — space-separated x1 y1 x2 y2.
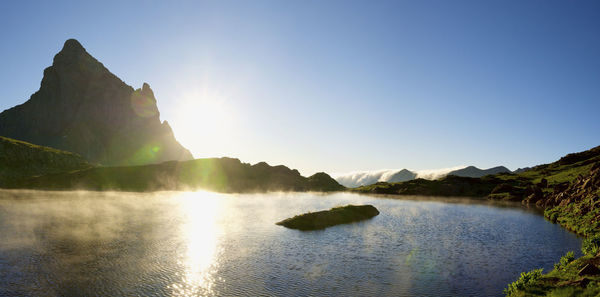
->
0 190 582 297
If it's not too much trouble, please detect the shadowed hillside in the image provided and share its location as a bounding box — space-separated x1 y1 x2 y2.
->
7 157 345 193
0 136 91 186
447 165 511 178
0 39 192 166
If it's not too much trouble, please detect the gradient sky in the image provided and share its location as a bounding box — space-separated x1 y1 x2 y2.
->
0 1 599 176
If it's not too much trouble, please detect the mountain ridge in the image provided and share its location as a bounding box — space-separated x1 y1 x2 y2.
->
335 165 512 187
8 156 345 193
446 165 511 178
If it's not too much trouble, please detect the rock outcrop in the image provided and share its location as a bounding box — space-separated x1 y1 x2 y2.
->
0 39 192 166
535 162 600 210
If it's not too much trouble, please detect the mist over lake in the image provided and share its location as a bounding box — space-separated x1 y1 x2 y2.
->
0 190 581 297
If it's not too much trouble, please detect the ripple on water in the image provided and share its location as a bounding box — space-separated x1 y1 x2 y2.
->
0 191 582 297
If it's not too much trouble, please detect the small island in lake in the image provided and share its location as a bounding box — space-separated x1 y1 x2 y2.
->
276 204 379 231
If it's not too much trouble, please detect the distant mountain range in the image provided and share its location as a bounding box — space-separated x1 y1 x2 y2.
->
335 165 512 188
0 39 192 166
447 166 511 178
351 145 600 202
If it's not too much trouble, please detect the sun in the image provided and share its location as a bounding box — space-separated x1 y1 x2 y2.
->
170 86 236 158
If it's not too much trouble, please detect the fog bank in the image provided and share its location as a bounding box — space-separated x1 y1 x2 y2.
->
334 166 467 188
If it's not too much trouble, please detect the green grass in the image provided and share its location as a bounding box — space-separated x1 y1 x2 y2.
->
505 155 600 296
0 136 82 156
503 254 600 297
504 268 543 297
0 136 91 186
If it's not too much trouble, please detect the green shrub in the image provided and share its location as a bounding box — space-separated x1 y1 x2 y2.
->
545 208 560 223
504 268 543 296
554 251 575 271
582 234 600 256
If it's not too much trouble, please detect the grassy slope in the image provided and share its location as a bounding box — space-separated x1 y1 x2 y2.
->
506 161 600 296
0 136 92 186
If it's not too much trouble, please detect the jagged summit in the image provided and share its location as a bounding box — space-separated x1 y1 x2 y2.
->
0 39 193 166
62 38 85 51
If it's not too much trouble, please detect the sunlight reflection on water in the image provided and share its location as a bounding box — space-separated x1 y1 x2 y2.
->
0 190 584 297
171 192 224 296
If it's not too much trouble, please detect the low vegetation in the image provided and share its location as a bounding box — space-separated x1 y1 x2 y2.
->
0 136 91 186
500 149 600 296
276 204 379 230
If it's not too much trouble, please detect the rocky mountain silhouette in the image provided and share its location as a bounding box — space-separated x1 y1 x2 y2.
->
0 39 192 166
447 166 511 178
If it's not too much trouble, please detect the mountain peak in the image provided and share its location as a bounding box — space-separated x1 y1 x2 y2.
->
0 39 193 166
142 82 152 91
62 39 85 52
141 82 155 99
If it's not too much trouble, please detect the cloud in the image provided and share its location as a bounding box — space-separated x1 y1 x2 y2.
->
333 165 467 188
334 169 399 188
415 165 468 180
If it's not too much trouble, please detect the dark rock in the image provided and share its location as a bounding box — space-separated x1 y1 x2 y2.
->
579 264 600 276
0 39 193 166
553 182 570 194
557 277 590 288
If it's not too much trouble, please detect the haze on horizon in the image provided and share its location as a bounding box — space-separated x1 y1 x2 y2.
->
0 1 598 176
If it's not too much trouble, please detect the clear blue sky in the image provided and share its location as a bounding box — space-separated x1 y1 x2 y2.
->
0 1 598 175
